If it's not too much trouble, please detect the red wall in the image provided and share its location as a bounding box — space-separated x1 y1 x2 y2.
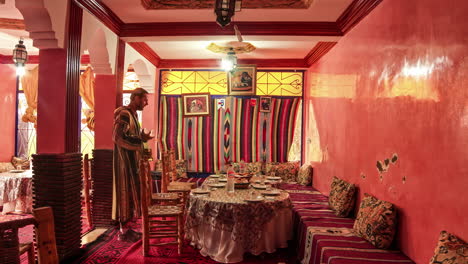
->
305 0 468 263
0 65 17 161
37 49 67 154
94 74 117 149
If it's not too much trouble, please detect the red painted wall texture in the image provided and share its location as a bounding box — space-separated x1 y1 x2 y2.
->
0 65 17 161
94 74 117 150
305 0 468 263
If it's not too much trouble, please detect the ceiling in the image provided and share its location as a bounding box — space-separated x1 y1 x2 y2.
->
0 0 365 64
0 0 39 56
103 0 352 61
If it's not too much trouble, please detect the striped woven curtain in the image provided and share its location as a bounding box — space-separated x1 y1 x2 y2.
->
159 96 302 173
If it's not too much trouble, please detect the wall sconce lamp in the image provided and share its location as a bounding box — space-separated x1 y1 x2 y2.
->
12 38 28 76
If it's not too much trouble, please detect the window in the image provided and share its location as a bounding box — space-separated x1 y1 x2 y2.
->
160 70 303 96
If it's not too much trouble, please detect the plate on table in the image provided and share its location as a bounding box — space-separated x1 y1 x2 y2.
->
209 174 220 178
192 189 210 195
9 170 25 173
266 176 281 181
208 183 226 188
218 178 228 182
251 184 267 190
244 197 264 203
261 189 281 196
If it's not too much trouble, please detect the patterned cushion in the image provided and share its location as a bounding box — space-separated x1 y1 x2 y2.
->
245 162 263 174
430 231 467 264
231 162 241 173
269 162 300 183
11 157 30 170
265 162 279 175
175 160 187 178
296 164 312 186
353 194 397 249
0 162 15 173
328 176 356 217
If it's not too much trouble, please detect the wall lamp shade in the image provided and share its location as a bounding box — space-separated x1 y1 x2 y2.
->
221 51 237 72
215 0 237 27
13 39 28 75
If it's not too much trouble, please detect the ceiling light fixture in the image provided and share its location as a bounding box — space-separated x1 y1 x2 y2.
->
12 38 28 76
221 50 237 72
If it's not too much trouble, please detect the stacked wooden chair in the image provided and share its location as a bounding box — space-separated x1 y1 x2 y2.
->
139 158 183 256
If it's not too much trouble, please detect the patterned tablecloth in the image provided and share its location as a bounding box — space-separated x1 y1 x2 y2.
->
0 170 33 214
185 179 292 259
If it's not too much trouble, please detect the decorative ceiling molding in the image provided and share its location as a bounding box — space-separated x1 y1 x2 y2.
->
158 58 308 69
0 54 90 64
128 42 161 67
336 0 383 34
304 41 337 66
141 0 313 9
73 0 124 35
0 18 25 30
120 22 341 37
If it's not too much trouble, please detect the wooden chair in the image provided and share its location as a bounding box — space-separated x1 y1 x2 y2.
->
152 152 180 205
33 206 58 264
19 242 35 264
139 159 183 256
82 154 93 230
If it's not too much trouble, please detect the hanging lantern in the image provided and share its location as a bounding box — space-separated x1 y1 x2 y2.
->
13 39 28 76
214 0 237 27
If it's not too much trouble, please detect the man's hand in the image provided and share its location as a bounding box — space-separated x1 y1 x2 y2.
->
141 129 154 142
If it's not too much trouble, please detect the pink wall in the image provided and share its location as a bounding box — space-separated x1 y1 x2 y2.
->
142 93 156 159
94 74 117 149
305 0 468 263
0 65 17 161
37 49 67 154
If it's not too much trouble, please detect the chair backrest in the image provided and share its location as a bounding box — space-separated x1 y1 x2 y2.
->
33 207 58 264
161 151 171 192
139 159 150 217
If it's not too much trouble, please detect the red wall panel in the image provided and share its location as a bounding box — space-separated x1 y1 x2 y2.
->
305 0 468 263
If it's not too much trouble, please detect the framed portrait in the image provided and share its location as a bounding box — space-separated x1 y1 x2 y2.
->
182 93 211 117
228 65 256 95
259 96 272 112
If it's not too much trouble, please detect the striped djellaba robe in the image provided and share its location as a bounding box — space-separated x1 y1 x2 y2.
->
112 106 144 223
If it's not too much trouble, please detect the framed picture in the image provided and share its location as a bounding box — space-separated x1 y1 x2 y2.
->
228 65 256 95
260 96 272 112
182 93 211 117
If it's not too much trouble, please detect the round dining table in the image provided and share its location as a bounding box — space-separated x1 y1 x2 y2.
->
0 170 33 214
185 178 293 263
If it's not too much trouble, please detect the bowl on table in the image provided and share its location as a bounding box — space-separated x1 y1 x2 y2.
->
266 176 281 181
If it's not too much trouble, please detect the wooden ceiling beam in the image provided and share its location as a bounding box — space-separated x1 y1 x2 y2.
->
0 18 25 30
121 22 342 37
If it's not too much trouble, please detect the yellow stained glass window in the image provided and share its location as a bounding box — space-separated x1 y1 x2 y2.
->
161 71 228 95
123 71 141 91
160 70 303 96
256 71 303 96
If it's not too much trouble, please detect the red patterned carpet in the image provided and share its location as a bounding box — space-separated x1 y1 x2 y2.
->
70 221 296 264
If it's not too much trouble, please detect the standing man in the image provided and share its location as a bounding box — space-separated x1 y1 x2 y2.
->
112 88 153 239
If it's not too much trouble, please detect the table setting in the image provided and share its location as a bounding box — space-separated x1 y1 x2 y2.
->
185 174 293 263
0 169 33 214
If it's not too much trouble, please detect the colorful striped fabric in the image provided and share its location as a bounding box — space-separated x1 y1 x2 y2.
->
159 96 302 173
278 184 414 264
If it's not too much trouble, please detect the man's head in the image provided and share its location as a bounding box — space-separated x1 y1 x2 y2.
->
130 88 149 110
